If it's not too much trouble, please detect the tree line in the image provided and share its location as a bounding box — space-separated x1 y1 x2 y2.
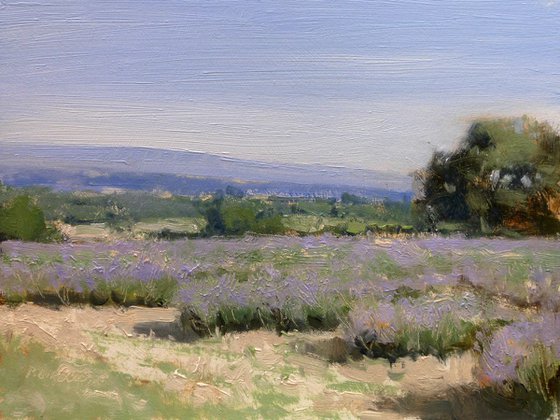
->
2 115 559 242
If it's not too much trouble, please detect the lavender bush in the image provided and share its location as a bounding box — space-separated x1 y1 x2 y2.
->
479 315 560 417
0 235 558 331
1 234 559 415
346 291 491 362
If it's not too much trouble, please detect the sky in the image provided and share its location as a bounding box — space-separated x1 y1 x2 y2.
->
1 0 559 175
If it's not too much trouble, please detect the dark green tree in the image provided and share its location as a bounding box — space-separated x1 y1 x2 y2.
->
341 192 366 205
415 117 560 235
0 195 50 241
200 193 285 237
200 193 226 236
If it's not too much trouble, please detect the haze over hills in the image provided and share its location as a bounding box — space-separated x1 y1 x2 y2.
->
0 144 412 201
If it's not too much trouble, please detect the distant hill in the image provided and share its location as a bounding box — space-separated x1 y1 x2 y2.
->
0 144 412 200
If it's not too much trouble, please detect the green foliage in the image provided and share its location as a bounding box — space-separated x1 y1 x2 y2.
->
416 117 560 235
204 206 227 236
222 201 258 235
0 335 191 418
357 315 480 364
1 188 201 227
0 195 51 242
516 343 560 403
225 184 245 198
141 276 179 307
341 192 367 205
202 195 286 237
216 306 273 332
402 317 478 359
1 180 414 238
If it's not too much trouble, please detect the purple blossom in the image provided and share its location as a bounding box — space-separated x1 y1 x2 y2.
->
480 314 560 385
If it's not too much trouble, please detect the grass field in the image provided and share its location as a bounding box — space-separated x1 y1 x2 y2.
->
133 217 207 236
1 234 560 418
61 213 408 241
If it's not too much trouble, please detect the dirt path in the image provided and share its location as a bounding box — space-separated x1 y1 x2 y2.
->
0 304 511 419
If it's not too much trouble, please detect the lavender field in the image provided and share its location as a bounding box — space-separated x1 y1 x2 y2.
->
1 234 560 415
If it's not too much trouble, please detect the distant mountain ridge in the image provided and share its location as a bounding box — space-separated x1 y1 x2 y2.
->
0 143 412 200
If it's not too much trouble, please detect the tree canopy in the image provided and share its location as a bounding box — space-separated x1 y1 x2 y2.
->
415 116 560 235
0 195 50 241
200 194 285 237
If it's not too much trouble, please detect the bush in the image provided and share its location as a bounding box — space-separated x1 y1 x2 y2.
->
201 196 286 236
0 195 50 242
347 294 490 363
479 315 560 416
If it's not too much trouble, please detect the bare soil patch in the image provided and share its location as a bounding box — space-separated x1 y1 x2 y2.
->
0 304 531 419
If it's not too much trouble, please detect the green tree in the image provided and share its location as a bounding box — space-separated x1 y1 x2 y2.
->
221 201 257 235
341 192 366 205
200 193 226 236
200 194 285 237
0 195 49 241
415 117 560 235
221 200 285 235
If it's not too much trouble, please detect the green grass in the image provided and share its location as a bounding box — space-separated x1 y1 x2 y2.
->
401 318 479 359
326 381 399 396
72 223 110 237
133 217 206 235
345 220 367 235
387 371 406 381
362 251 410 279
355 313 483 363
0 335 190 418
282 215 326 233
513 342 560 418
424 252 454 274
252 391 299 419
155 361 179 375
0 334 318 419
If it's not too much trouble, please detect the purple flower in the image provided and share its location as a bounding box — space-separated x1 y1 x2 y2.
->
480 314 560 384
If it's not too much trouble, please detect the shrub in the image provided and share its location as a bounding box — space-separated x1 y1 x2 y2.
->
479 315 560 416
348 293 487 363
0 195 50 242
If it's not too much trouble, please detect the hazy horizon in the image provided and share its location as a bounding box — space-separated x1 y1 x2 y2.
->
2 0 559 174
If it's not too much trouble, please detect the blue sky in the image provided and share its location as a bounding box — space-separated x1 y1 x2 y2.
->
1 0 559 174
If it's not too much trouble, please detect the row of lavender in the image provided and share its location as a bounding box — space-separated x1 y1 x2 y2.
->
1 235 560 412
2 235 559 307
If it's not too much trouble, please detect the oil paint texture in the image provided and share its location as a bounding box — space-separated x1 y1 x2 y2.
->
1 1 560 418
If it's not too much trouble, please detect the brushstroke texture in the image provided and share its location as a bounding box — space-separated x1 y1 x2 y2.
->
1 0 559 173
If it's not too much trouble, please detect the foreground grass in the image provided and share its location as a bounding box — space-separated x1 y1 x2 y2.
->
0 334 320 419
0 335 183 418
0 335 244 419
0 300 547 419
0 324 407 419
2 236 559 417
